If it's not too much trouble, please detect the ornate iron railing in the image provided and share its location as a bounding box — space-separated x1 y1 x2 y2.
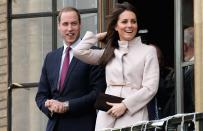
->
8 83 203 131
101 112 203 131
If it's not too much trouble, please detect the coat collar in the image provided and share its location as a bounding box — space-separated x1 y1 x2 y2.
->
116 36 142 55
117 36 142 48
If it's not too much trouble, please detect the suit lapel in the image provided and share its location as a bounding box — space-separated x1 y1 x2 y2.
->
67 57 78 76
54 48 63 90
61 57 78 92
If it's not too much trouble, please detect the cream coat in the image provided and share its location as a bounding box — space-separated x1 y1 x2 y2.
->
73 31 159 130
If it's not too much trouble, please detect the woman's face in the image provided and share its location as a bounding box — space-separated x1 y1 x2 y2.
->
115 10 138 41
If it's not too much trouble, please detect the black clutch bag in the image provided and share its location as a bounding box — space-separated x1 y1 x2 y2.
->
94 93 124 112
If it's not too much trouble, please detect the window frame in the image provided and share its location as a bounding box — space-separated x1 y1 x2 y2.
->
7 0 98 131
174 0 195 114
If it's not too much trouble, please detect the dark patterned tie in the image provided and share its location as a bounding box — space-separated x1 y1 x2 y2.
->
59 47 71 92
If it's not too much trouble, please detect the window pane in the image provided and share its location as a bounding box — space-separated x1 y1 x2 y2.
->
57 0 97 10
12 0 52 14
57 13 97 48
81 13 97 36
12 88 48 131
12 17 52 83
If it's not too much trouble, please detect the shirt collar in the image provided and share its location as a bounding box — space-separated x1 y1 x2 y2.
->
189 56 194 61
62 38 81 54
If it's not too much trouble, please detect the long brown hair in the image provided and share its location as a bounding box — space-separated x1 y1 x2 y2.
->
99 2 137 66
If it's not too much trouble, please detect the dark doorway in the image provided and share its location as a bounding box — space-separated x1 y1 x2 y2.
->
118 0 174 67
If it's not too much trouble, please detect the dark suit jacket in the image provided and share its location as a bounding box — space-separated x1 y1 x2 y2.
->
184 65 195 113
35 47 106 131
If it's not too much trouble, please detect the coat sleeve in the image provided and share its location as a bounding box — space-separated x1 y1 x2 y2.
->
68 64 106 113
73 31 104 65
35 54 52 118
122 46 160 115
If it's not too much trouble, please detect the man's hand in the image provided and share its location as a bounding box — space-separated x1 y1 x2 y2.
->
45 99 68 114
106 102 127 118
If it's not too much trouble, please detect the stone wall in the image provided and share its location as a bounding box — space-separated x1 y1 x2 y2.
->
194 0 203 113
0 0 8 131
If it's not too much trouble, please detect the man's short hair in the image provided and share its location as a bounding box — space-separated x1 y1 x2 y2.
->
184 27 194 47
58 7 81 24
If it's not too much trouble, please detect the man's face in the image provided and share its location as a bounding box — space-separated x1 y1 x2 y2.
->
58 11 81 45
183 43 190 61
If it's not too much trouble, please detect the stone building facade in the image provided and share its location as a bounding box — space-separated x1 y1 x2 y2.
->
0 0 203 131
0 0 8 131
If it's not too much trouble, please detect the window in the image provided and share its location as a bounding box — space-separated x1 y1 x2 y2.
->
174 0 194 114
8 0 98 130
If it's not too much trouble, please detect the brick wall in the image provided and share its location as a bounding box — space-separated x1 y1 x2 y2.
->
0 0 8 131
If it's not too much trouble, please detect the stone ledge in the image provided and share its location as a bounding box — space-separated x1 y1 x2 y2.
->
0 108 7 118
0 14 7 23
0 91 7 101
0 100 7 109
0 65 7 74
0 22 6 31
0 74 8 83
0 0 7 5
0 83 7 92
0 5 7 14
0 39 7 48
0 57 7 65
0 116 8 127
0 32 7 39
0 126 7 131
0 48 7 57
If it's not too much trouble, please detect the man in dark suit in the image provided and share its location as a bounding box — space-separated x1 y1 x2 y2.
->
183 26 195 113
35 7 106 131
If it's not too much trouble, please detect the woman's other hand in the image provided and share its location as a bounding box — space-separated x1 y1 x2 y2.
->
106 102 127 118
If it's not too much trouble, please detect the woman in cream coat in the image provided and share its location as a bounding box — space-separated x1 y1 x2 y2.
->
73 2 159 130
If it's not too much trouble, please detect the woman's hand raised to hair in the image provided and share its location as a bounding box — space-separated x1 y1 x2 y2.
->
96 32 107 41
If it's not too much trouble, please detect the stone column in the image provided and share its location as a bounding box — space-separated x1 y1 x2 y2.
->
194 0 203 113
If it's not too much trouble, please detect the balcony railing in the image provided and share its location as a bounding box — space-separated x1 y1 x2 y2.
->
8 83 203 131
100 112 203 131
